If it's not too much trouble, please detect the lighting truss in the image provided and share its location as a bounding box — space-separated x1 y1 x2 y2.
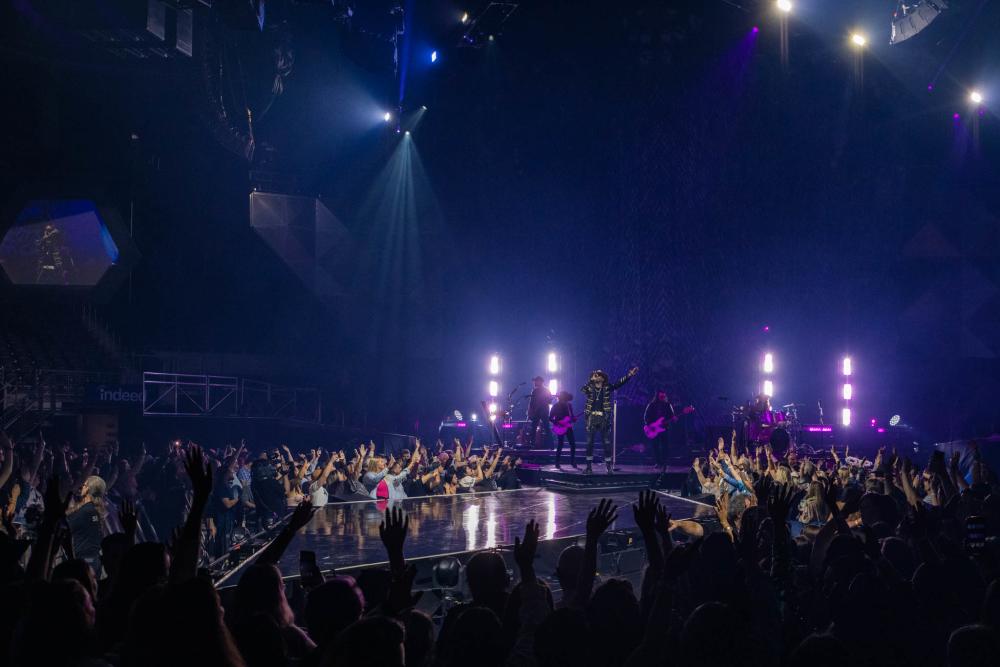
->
890 1 948 45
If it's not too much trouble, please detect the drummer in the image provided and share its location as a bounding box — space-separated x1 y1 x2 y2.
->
750 392 771 416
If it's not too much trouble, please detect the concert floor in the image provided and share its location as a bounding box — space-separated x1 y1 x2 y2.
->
267 488 715 578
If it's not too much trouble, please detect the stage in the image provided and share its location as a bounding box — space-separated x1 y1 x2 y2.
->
219 488 716 586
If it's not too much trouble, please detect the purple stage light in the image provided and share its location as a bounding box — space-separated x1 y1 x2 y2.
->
752 26 759 34
454 422 467 428
502 423 514 429
763 325 770 332
927 84 934 91
877 428 886 433
806 426 833 433
953 112 961 120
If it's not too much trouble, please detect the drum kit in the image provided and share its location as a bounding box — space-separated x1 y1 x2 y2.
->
731 400 807 451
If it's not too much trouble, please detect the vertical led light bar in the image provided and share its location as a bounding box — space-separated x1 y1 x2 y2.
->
841 356 852 426
762 351 774 399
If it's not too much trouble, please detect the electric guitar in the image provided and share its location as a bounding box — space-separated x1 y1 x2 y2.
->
643 406 695 439
551 413 580 436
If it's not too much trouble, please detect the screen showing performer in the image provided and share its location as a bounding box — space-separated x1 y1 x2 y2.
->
0 200 120 287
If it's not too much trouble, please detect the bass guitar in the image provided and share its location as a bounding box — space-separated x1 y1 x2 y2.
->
551 413 580 436
643 405 695 439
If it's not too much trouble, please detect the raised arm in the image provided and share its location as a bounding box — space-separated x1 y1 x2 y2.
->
610 367 638 390
574 498 617 607
257 500 316 565
169 445 213 583
0 432 14 489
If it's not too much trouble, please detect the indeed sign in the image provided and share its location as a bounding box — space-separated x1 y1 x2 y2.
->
87 384 142 404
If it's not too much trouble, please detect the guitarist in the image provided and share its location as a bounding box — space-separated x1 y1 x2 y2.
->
549 391 578 469
643 391 676 471
582 367 638 474
526 376 553 448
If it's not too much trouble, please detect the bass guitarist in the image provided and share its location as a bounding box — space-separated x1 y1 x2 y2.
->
549 391 578 469
643 391 676 471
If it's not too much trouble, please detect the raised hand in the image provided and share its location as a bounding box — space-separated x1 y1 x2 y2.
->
183 444 213 503
586 498 618 540
654 505 674 555
121 498 139 540
715 492 731 533
632 489 659 534
42 474 72 527
513 519 540 582
379 505 409 570
767 482 802 526
288 498 316 532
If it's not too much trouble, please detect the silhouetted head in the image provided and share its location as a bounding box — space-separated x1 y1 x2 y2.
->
53 558 98 602
948 624 1000 667
555 545 584 593
681 602 745 665
441 606 504 667
465 551 509 603
586 579 641 667
233 563 294 628
534 608 589 667
401 609 435 667
232 613 287 667
789 633 850 667
305 576 365 645
324 616 405 667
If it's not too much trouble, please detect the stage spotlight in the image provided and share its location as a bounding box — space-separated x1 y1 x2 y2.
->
383 111 392 122
851 33 867 47
547 352 558 373
430 50 438 63
889 414 901 427
470 413 478 422
404 130 411 136
841 408 851 426
763 380 774 397
489 355 500 375
970 90 983 104
763 352 774 374
776 0 792 13
842 356 852 376
548 379 558 396
461 12 469 24
489 380 499 397
842 383 853 400
891 1 948 45
488 402 498 414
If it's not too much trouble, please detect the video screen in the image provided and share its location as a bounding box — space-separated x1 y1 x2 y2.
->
0 200 119 287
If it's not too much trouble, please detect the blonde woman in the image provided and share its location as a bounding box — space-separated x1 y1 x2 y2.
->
67 476 110 574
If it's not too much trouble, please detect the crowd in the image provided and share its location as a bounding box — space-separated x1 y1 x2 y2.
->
0 432 522 564
1 426 999 667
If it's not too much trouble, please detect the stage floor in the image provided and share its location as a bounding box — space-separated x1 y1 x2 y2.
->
270 488 715 576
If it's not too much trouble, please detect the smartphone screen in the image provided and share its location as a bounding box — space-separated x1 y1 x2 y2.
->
299 550 324 589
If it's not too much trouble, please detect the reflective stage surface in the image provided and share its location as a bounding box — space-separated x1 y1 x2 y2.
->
273 488 715 576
